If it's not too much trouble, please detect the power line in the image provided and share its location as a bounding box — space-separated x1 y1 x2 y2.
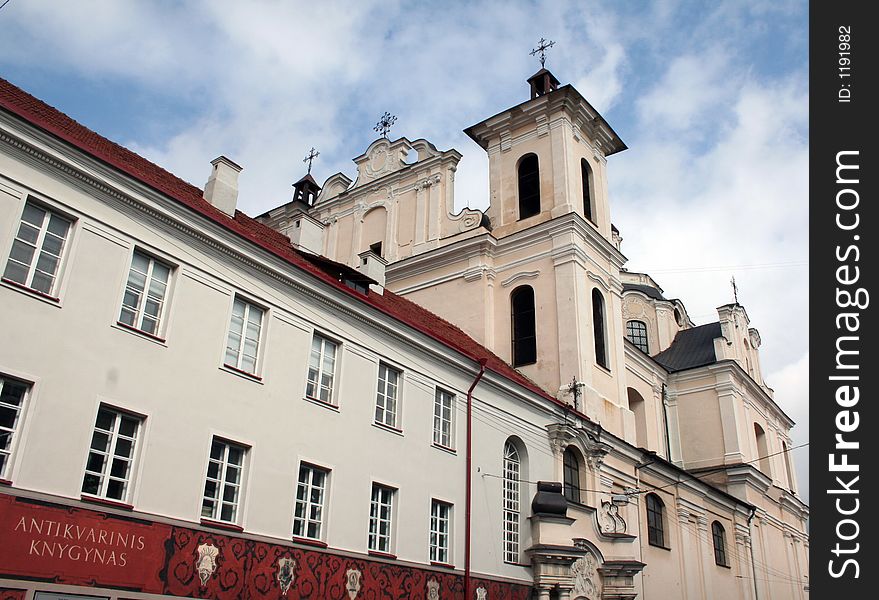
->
0 0 13 12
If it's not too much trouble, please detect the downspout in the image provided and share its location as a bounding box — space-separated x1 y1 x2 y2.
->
747 507 760 600
465 358 487 600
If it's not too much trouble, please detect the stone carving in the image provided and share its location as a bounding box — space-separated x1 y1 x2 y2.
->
426 578 440 600
195 543 219 587
571 552 601 600
276 556 296 594
476 586 488 600
416 174 441 190
598 500 627 534
345 568 362 599
583 432 612 471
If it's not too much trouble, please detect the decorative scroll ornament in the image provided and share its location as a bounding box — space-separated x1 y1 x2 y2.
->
426 578 441 600
346 568 362 599
195 543 219 587
277 556 296 595
583 432 612 471
476 586 488 600
599 500 627 534
571 552 601 600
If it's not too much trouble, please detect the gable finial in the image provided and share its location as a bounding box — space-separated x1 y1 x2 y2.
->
303 147 319 175
374 112 397 139
530 37 556 68
730 275 739 304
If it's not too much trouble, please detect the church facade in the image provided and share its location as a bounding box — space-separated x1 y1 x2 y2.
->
0 68 807 600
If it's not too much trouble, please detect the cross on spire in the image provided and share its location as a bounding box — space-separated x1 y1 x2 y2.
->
303 147 319 174
374 112 397 139
530 37 556 68
730 276 739 304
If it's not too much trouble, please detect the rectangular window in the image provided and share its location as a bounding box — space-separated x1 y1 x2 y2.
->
433 388 454 448
375 363 401 428
119 250 172 336
429 500 451 564
3 200 72 296
0 376 28 480
202 438 246 523
306 334 338 404
293 464 328 540
225 296 264 374
368 484 395 553
81 407 141 502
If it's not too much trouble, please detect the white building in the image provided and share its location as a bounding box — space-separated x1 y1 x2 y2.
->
0 68 807 600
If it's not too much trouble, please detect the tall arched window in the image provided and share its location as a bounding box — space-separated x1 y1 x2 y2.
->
517 154 540 220
646 493 666 548
592 289 608 369
502 440 522 564
754 423 771 475
563 447 581 503
581 158 594 222
511 286 537 366
626 320 649 353
627 388 648 448
712 521 729 566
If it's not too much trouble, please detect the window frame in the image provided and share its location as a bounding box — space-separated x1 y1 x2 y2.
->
502 440 521 564
305 333 339 406
201 437 248 525
375 362 402 429
223 295 266 377
712 521 729 567
432 387 455 449
563 447 581 503
80 405 143 503
429 499 452 565
2 198 75 300
117 248 174 339
626 320 649 354
581 158 595 223
510 286 537 367
646 493 666 548
517 153 541 220
0 375 30 482
368 483 396 554
293 462 329 541
592 288 609 370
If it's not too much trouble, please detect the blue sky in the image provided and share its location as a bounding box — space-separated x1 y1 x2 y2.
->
0 0 809 499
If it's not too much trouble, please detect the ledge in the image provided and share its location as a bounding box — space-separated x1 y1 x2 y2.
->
0 478 12 486
372 421 404 436
1 277 61 305
647 542 672 552
431 443 456 455
430 561 456 570
80 494 134 511
200 518 244 532
367 550 398 560
114 321 167 344
292 536 328 548
220 364 263 383
303 396 340 412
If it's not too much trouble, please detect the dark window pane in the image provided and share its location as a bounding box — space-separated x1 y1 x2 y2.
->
517 154 541 219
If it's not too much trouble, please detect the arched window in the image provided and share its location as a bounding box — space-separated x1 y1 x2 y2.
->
563 447 581 503
627 388 648 448
511 286 537 366
626 320 649 353
517 154 541 220
581 158 594 222
646 493 666 548
592 289 608 369
712 521 729 566
754 423 771 475
503 440 522 564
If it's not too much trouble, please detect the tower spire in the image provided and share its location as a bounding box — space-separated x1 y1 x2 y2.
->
530 37 556 69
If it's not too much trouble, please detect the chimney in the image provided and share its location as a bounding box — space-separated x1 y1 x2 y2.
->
203 156 242 217
286 213 325 256
357 249 388 295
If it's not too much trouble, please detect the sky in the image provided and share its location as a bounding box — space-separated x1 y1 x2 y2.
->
0 0 809 500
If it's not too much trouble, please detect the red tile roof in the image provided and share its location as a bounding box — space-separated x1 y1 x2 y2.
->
0 76 583 416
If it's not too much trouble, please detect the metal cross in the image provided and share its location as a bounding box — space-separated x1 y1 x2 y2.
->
374 112 397 139
530 37 556 68
303 147 319 174
730 276 739 304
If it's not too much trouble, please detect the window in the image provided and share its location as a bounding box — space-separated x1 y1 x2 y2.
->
592 289 608 369
0 376 28 480
3 200 72 296
430 500 452 564
517 154 541 219
511 286 536 367
81 407 141 502
581 158 594 222
626 320 649 354
563 447 581 503
375 363 401 428
712 521 729 566
119 250 171 336
368 484 395 553
202 438 246 523
782 441 796 491
502 440 521 564
754 423 771 475
646 493 666 548
306 334 338 404
293 464 328 540
433 388 454 448
225 296 264 375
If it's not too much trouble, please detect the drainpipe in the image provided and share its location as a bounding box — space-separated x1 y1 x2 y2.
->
465 358 487 600
747 507 760 600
